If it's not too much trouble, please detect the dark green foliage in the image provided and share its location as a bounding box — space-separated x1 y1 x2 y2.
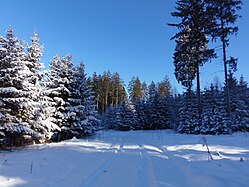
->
66 63 100 138
105 76 174 131
177 88 200 134
170 0 215 88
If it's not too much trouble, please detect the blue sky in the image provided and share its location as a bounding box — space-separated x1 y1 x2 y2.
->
1 0 248 93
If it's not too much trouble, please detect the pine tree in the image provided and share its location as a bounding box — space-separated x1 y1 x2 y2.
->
114 101 133 131
111 72 126 107
170 0 215 127
141 81 149 101
66 63 99 138
134 100 148 129
205 0 242 117
89 71 127 114
46 54 73 141
177 88 199 134
201 81 230 134
148 81 156 100
128 76 143 103
227 73 249 132
102 106 117 129
89 72 101 113
0 28 37 146
157 76 172 97
25 32 51 141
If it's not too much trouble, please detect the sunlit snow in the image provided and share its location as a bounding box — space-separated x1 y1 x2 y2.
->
0 130 249 187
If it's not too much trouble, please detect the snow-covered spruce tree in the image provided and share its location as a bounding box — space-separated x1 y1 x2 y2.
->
25 32 56 141
227 73 249 132
0 28 38 147
66 63 99 138
201 83 230 134
205 0 242 117
46 54 73 141
169 0 215 128
234 76 249 131
101 106 117 130
146 80 173 130
134 99 149 130
111 101 139 131
141 81 149 101
177 87 199 134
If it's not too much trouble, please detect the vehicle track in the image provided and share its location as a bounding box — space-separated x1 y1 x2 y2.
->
77 138 124 187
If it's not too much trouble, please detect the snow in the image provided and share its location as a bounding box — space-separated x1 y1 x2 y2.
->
1 130 249 187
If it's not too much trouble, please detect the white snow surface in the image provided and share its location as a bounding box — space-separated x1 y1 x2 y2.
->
1 130 249 187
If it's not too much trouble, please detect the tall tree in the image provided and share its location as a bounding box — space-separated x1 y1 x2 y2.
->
148 81 156 100
141 81 149 101
46 54 73 141
177 87 199 134
0 28 37 146
66 63 99 138
170 0 215 126
89 71 127 114
205 0 242 117
157 76 172 98
25 32 53 140
111 72 126 106
128 76 143 103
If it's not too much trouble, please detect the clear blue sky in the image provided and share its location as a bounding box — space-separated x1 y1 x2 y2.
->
1 0 248 93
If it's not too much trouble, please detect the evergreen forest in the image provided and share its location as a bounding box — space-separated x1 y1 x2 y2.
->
0 0 247 148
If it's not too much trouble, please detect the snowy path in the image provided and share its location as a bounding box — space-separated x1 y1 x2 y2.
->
1 130 249 187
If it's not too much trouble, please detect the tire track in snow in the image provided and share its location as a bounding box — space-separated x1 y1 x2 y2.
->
77 140 124 187
137 144 157 187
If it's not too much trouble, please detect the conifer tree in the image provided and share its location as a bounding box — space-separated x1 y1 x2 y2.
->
0 28 36 146
128 76 143 103
177 88 199 134
148 81 156 100
141 82 149 101
25 32 50 140
66 63 99 137
89 71 127 114
111 72 126 107
205 0 242 117
170 0 215 126
46 54 73 141
157 76 172 97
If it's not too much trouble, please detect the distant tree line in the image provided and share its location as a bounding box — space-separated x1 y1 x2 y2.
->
87 71 127 114
102 73 249 134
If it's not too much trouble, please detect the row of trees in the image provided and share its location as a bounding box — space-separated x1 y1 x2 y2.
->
102 77 173 131
0 29 99 148
87 71 127 114
103 73 249 134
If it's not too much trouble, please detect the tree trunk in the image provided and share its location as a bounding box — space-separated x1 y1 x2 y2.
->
221 20 231 117
196 64 202 127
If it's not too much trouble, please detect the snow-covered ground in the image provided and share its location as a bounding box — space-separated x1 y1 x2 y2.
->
1 130 249 187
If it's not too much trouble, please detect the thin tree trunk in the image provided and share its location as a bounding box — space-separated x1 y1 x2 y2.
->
105 91 108 112
221 20 231 117
196 64 202 127
96 94 99 112
116 87 119 106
